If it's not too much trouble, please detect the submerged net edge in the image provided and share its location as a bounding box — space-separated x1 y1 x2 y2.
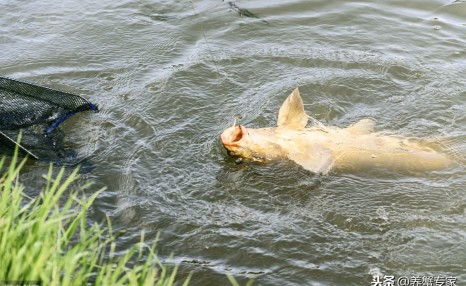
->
0 75 99 163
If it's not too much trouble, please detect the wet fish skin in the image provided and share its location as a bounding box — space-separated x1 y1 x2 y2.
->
220 88 453 175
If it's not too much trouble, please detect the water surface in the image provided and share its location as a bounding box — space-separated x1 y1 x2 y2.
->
2 0 466 285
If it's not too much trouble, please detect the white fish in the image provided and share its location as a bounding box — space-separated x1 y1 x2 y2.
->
220 88 453 175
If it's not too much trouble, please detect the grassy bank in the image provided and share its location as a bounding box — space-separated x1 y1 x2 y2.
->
0 150 191 286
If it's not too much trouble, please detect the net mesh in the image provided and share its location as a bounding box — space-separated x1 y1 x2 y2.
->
0 76 98 163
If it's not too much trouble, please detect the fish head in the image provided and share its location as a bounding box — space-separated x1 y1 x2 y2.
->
220 125 254 158
221 125 286 161
221 87 316 162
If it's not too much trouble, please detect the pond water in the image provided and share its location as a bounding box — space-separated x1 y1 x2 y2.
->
2 0 466 285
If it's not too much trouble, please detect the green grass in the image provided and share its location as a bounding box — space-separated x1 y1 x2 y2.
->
0 149 191 286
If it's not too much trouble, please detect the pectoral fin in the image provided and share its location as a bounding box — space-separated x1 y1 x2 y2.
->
277 88 309 129
345 118 375 135
288 146 334 175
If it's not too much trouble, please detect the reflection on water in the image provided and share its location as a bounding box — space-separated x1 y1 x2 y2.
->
2 0 466 285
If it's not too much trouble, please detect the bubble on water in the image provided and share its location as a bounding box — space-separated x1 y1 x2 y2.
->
369 267 384 279
376 207 389 221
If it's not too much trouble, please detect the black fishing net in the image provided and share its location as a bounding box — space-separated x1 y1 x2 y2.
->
0 76 98 163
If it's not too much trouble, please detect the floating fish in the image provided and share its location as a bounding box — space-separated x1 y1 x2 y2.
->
220 88 453 175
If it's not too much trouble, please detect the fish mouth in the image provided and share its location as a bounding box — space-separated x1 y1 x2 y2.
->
220 125 246 149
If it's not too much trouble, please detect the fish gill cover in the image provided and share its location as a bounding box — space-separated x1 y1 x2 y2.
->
0 76 98 163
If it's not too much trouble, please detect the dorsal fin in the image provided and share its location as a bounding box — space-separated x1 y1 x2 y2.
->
277 88 309 129
345 118 375 135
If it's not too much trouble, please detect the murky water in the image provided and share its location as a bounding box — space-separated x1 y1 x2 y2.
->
2 0 466 285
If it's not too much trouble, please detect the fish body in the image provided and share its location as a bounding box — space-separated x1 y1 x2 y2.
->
221 88 452 174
